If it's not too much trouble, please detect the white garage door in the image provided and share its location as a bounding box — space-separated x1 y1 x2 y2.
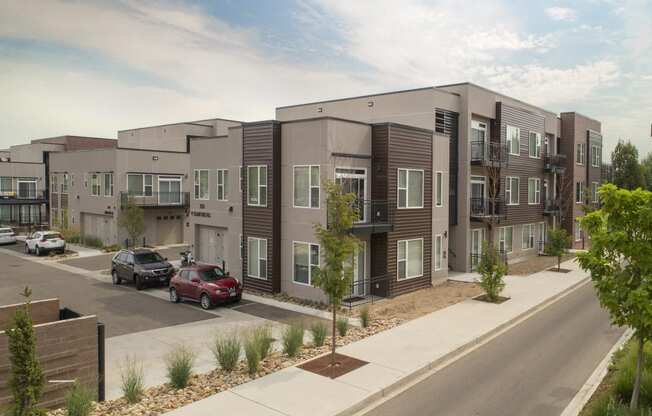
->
196 225 226 265
155 214 183 246
81 213 113 246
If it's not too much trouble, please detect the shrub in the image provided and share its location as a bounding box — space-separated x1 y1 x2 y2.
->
336 316 349 337
545 227 572 271
310 321 327 347
588 395 652 416
165 345 195 389
65 382 94 416
82 235 104 249
477 242 507 302
359 306 370 328
243 334 261 376
120 356 144 404
210 333 241 372
282 321 304 357
251 325 273 360
59 227 81 244
103 244 121 253
612 341 652 407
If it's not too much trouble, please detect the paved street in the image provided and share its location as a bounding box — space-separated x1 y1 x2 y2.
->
363 283 624 416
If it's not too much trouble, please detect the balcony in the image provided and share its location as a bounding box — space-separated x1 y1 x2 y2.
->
0 190 47 204
542 199 560 216
470 141 509 166
469 197 504 220
544 154 567 173
120 192 189 209
329 200 393 235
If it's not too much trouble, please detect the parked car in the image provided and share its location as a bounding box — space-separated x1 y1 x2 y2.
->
111 248 175 290
0 227 16 245
24 231 65 255
169 265 242 310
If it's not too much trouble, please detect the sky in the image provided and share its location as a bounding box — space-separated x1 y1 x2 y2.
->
1 0 651 157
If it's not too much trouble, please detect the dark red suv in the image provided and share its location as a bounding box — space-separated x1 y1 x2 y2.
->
169 265 242 310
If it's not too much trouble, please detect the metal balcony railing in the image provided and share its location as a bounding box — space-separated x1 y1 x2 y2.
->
342 274 391 308
470 141 509 165
120 192 189 208
542 199 560 215
469 197 504 219
544 154 567 172
330 200 393 234
0 190 47 203
470 250 508 272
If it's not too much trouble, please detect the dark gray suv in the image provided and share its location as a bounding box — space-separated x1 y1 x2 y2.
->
111 248 174 290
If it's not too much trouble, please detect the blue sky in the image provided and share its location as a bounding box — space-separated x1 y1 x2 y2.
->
1 0 651 156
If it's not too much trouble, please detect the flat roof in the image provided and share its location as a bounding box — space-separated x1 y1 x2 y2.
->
118 117 241 133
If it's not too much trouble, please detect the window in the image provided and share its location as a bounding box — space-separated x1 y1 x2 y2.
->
575 181 584 204
50 175 58 194
528 178 541 204
217 169 228 201
471 120 487 142
435 171 443 207
62 174 69 194
293 242 319 285
247 166 267 207
498 226 513 253
293 165 320 208
528 132 541 158
522 224 535 249
194 169 209 200
592 182 599 203
0 177 12 196
591 145 601 167
506 125 520 155
127 174 153 196
103 173 113 197
576 143 585 165
397 238 423 280
397 169 424 208
505 176 520 205
17 178 37 199
434 235 443 271
158 176 182 204
90 174 100 196
575 219 582 241
247 237 267 279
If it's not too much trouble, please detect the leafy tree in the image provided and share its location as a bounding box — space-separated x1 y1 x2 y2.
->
312 180 360 366
611 141 645 190
118 196 144 248
476 241 507 302
577 184 652 410
642 153 652 192
6 287 45 416
544 227 571 271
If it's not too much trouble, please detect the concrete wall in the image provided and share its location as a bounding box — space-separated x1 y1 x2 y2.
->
0 162 46 192
8 143 64 163
0 299 59 328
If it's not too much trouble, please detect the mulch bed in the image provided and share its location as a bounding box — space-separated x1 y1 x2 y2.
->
547 268 572 273
298 352 368 379
473 294 511 304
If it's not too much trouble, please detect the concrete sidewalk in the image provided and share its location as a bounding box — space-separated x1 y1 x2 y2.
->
164 258 589 416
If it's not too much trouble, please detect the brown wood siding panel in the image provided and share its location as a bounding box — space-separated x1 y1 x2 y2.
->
497 102 546 226
371 125 389 201
384 124 433 297
242 122 280 293
587 130 602 193
560 113 576 233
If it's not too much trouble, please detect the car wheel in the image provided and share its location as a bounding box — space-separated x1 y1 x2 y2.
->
111 270 122 285
135 275 144 291
169 287 180 303
35 246 41 256
200 293 213 310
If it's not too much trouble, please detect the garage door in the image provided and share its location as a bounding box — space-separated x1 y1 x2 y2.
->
81 213 113 246
156 215 183 246
196 225 226 265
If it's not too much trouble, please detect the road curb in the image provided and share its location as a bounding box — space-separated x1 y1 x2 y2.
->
560 328 633 416
342 276 592 416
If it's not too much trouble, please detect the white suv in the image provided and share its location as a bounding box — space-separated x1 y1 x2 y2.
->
0 227 16 245
25 231 66 256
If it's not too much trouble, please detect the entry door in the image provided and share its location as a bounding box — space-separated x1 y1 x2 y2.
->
470 176 486 214
539 222 546 247
543 179 549 203
335 168 367 222
471 228 484 268
158 176 182 205
352 242 366 296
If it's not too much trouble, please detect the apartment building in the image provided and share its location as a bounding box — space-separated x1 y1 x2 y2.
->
0 136 115 229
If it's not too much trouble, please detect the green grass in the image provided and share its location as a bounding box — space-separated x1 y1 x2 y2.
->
165 345 195 389
210 332 241 372
310 321 327 347
251 325 273 360
243 334 261 376
336 316 349 337
82 235 104 249
65 382 95 416
282 321 304 357
359 306 371 328
120 356 144 403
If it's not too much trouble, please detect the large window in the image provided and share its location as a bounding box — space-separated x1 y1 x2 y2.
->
592 182 599 203
247 166 267 207
506 125 520 155
591 145 601 167
90 174 100 196
17 178 37 199
62 174 69 194
522 224 535 249
293 241 319 285
127 174 153 196
471 120 488 142
158 176 182 204
194 169 209 200
505 176 520 205
293 165 320 208
247 237 267 279
50 175 58 195
575 219 582 241
576 143 585 165
397 169 424 208
397 238 423 280
1 177 12 196
528 178 541 204
435 171 443 207
498 226 513 253
528 132 541 158
217 169 228 201
103 173 113 197
575 181 584 204
434 234 443 271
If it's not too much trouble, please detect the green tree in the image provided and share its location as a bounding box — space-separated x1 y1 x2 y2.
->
544 227 571 272
577 184 652 410
118 196 144 248
611 140 645 190
641 153 652 191
476 242 507 302
312 180 360 366
6 287 45 416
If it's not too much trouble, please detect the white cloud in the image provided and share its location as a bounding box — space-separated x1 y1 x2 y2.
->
545 7 577 22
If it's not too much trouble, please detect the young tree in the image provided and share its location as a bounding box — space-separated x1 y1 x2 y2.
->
476 241 507 302
7 287 45 416
118 196 144 248
576 184 652 410
611 140 645 190
312 180 360 367
642 153 652 192
544 227 571 271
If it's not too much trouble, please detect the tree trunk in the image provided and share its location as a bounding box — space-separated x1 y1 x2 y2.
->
558 255 561 272
630 335 644 410
331 303 337 367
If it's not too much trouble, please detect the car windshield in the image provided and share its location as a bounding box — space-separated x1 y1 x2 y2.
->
134 252 164 264
0 229 13 235
44 233 62 240
198 268 225 281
